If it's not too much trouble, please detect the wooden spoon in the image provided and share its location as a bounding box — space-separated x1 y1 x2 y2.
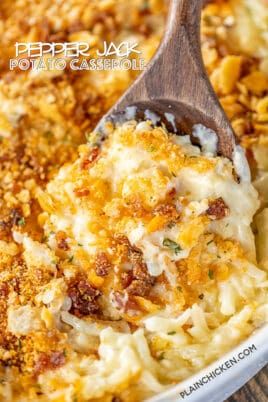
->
96 0 236 159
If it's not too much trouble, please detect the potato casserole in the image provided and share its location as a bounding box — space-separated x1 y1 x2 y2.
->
0 1 267 401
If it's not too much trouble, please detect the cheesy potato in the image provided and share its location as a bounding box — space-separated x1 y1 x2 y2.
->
1 120 266 401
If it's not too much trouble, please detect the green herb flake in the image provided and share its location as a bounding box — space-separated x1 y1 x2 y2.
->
208 269 214 280
17 217 25 226
177 286 182 292
78 243 83 247
207 240 213 246
167 331 176 336
68 255 74 263
163 238 182 255
148 146 156 152
171 172 177 177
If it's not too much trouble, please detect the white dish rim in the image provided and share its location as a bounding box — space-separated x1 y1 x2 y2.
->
147 324 268 402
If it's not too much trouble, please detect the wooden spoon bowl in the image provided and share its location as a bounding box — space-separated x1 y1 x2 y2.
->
96 0 236 159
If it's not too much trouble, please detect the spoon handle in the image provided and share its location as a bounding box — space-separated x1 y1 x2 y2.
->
150 0 236 156
108 0 236 158
153 0 231 127
150 0 205 100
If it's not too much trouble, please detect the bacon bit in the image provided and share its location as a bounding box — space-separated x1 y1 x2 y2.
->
121 272 133 289
55 231 69 251
114 234 155 296
68 278 101 317
114 235 143 260
113 233 132 259
129 245 143 261
34 351 65 375
126 279 153 297
0 283 8 297
206 198 230 220
126 260 155 297
153 203 179 218
114 234 131 248
81 147 100 170
132 261 154 284
73 187 90 197
95 252 112 277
